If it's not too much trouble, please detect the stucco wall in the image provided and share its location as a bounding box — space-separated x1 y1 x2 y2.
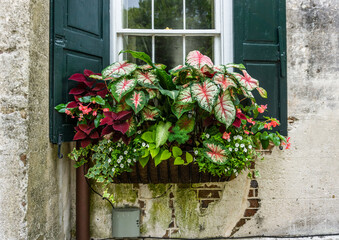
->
0 0 338 239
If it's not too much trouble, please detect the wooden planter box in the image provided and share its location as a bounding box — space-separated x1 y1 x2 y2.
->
114 159 235 184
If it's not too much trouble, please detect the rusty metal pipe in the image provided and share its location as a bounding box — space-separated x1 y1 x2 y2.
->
76 160 90 239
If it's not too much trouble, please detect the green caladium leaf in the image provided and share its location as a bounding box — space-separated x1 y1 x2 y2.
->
141 106 160 121
102 61 137 79
155 122 172 148
203 141 229 165
135 71 158 87
214 90 236 128
111 78 137 102
225 63 246 70
257 87 267 98
176 87 193 104
213 74 237 91
190 80 220 112
176 114 195 133
171 103 194 119
125 90 147 114
172 146 183 158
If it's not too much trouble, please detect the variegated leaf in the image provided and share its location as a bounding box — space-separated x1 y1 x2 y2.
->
145 88 158 99
89 74 103 80
141 106 160 121
136 71 158 86
176 114 195 133
225 63 246 70
169 65 188 74
126 117 137 137
241 87 254 99
203 141 229 165
214 90 236 127
257 87 267 98
176 88 193 104
213 74 237 91
238 70 259 91
111 78 137 102
186 50 213 69
171 103 194 119
213 65 227 74
102 61 137 79
190 81 220 112
125 90 147 114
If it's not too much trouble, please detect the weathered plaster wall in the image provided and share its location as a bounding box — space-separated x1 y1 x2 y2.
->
0 0 75 239
90 0 339 239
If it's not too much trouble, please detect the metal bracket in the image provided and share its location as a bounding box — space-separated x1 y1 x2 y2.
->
58 134 63 159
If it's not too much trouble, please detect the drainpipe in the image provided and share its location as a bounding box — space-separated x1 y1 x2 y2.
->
76 149 90 239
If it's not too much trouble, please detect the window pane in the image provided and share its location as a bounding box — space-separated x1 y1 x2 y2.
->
123 36 152 65
155 36 183 70
186 0 214 29
154 0 183 29
186 36 214 62
123 0 152 29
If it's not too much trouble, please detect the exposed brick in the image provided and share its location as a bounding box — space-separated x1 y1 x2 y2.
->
138 200 145 208
198 190 220 199
248 189 254 197
168 221 175 228
169 192 174 198
162 230 170 238
244 209 258 217
169 199 174 208
251 180 258 188
235 218 247 228
171 229 179 234
255 189 259 197
200 200 215 208
248 199 260 208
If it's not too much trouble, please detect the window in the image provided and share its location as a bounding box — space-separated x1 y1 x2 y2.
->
110 0 233 69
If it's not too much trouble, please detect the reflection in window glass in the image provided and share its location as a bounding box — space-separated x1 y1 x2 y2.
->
123 0 152 29
186 0 214 29
186 36 214 62
155 36 183 70
123 36 152 65
154 0 183 29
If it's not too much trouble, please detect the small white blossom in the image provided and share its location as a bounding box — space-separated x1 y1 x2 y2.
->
117 159 121 164
133 149 137 152
108 140 111 143
194 150 198 155
244 148 247 153
124 150 128 155
235 148 238 152
193 157 196 161
229 147 232 152
240 143 245 148
109 147 112 151
127 159 131 163
112 168 115 172
120 164 124 168
233 169 237 173
239 136 243 140
142 142 146 147
137 130 142 134
248 145 252 149
108 158 111 163
235 143 239 147
119 155 123 160
146 144 149 148
227 138 231 142
205 133 210 139
188 114 192 118
117 143 121 147
133 158 136 162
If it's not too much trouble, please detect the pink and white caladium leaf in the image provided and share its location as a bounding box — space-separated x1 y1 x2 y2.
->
176 88 194 105
203 141 229 165
237 70 259 91
213 74 237 91
176 114 195 133
125 90 147 114
190 81 220 112
241 87 254 99
171 103 194 119
186 50 213 69
145 88 158 99
141 106 161 121
169 65 189 74
125 117 137 137
102 61 137 79
214 90 236 128
135 71 158 87
256 87 267 98
111 78 137 102
213 65 227 74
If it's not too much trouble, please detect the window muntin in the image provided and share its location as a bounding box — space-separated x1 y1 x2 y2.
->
111 0 233 69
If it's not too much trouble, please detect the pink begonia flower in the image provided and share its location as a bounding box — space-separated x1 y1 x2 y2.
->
222 132 231 140
257 104 267 113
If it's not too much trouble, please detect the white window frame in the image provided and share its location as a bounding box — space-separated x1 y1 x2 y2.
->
110 0 233 65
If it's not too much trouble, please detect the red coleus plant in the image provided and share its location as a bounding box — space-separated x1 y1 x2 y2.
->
73 123 100 148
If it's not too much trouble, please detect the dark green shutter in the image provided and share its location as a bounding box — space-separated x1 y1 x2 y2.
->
50 0 110 143
234 0 287 135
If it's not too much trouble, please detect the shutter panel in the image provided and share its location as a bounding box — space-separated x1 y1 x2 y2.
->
234 0 287 135
50 0 110 143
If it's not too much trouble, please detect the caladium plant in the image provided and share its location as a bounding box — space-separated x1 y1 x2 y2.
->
55 49 289 202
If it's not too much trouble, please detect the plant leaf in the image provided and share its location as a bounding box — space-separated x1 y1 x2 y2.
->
237 70 259 91
102 61 137 79
139 156 150 168
191 80 220 112
150 148 160 158
213 74 237 91
155 122 172 148
176 114 195 133
257 87 267 98
185 152 193 164
176 87 193 104
158 88 179 100
125 117 137 137
171 103 194 119
121 50 154 66
203 141 229 165
214 90 236 128
186 50 213 68
94 96 105 105
174 157 185 165
111 78 137 102
225 63 246 70
172 146 183 158
55 103 68 113
141 131 155 143
141 106 160 121
135 71 158 86
125 90 147 114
